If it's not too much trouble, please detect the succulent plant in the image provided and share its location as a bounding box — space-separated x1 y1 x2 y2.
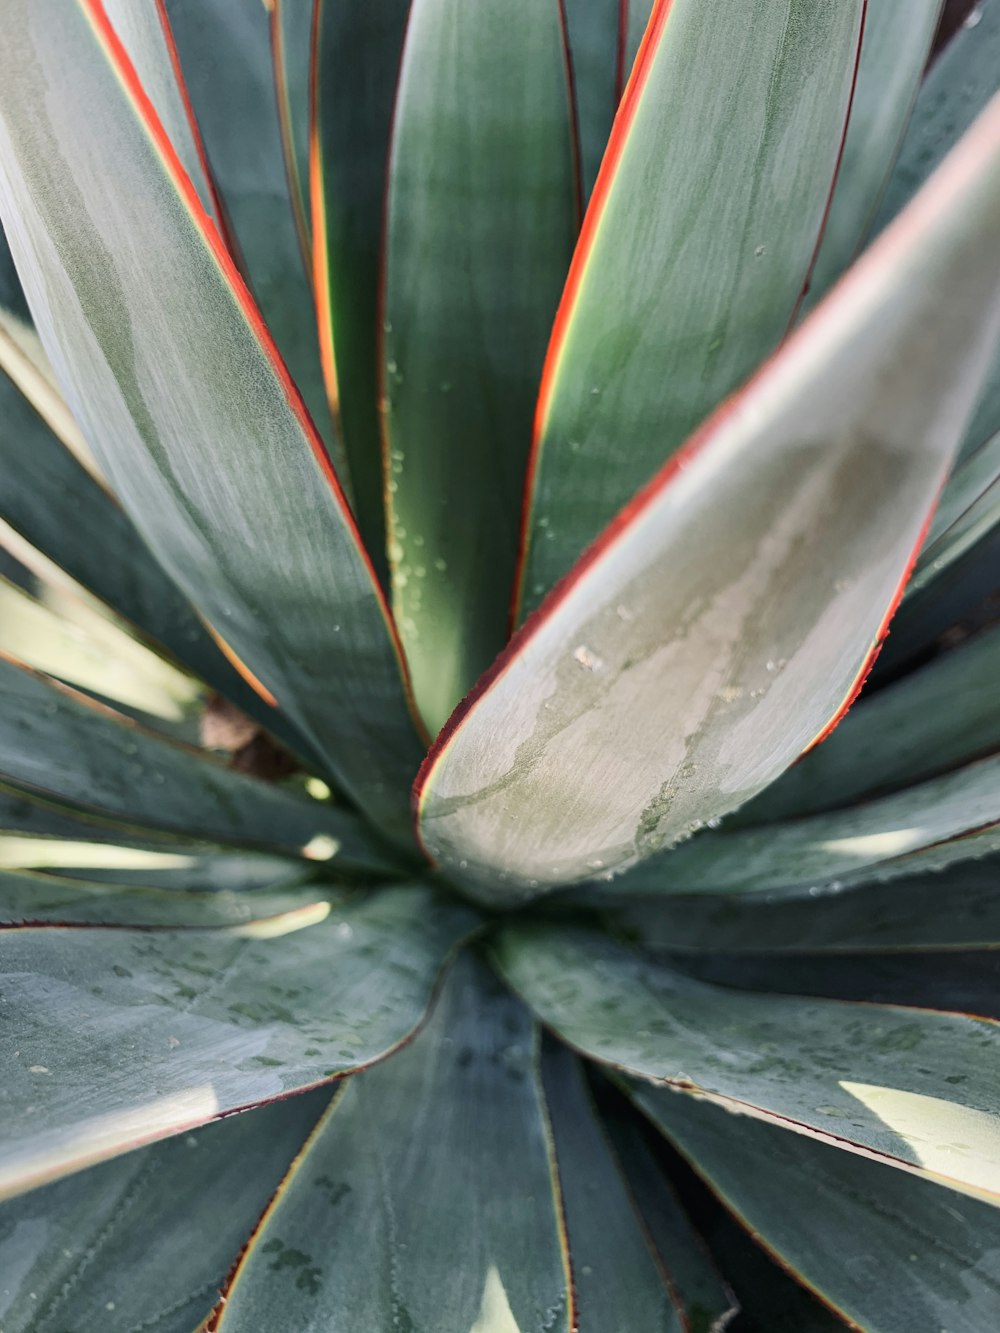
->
1 0 1000 1328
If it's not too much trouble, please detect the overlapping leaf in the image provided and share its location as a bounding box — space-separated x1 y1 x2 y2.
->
0 0 425 838
383 0 577 732
215 953 570 1332
493 924 1000 1205
641 1089 1000 1332
418 93 1000 901
516 0 866 615
0 886 476 1198
0 1092 331 1333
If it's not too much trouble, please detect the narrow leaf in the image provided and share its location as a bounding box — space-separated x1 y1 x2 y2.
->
736 621 1000 824
542 1043 684 1331
383 0 577 732
0 0 425 838
418 94 1000 901
908 427 1000 595
0 885 476 1198
215 953 571 1333
606 754 1000 899
0 656 395 870
613 859 1000 955
640 1088 1000 1333
271 0 313 264
799 0 942 314
0 1092 330 1333
103 0 223 228
162 0 340 472
311 0 412 575
516 0 865 615
492 923 1000 1205
562 0 621 203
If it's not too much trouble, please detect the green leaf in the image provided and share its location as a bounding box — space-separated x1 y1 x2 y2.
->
604 1111 740 1332
612 859 1000 955
0 657 398 870
215 953 571 1333
605 754 1000 898
516 0 865 616
271 0 313 265
0 343 307 752
907 426 1000 596
562 0 621 203
734 621 1000 825
799 0 942 315
47 851 306 891
622 1 654 76
417 95 1000 903
639 1087 1000 1332
875 0 1000 466
0 864 337 929
103 0 223 227
0 885 476 1198
312 0 412 578
161 0 340 476
492 923 1000 1205
0 1091 329 1333
383 0 577 734
0 0 425 839
541 1043 684 1332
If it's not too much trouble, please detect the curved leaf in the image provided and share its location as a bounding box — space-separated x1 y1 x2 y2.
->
161 0 339 472
311 0 412 576
215 952 571 1333
613 859 1000 955
0 656 396 869
383 0 577 732
640 1088 1000 1332
0 864 336 929
876 0 1000 465
515 0 865 616
0 1092 330 1333
541 1042 684 1332
492 923 1000 1205
0 347 306 751
417 94 1000 902
800 0 942 314
103 0 223 228
908 426 1000 596
0 0 425 837
0 885 477 1199
736 621 1000 824
606 754 1000 899
271 0 313 264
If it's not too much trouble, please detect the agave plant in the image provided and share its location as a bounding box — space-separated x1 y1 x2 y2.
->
1 0 1000 1328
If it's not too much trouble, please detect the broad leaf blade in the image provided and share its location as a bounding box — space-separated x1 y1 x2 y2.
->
640 1088 1000 1333
312 0 412 576
516 0 865 616
0 0 425 837
215 953 571 1333
492 924 1000 1205
0 1092 330 1333
0 885 476 1198
417 95 1000 901
0 657 395 870
383 0 577 733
